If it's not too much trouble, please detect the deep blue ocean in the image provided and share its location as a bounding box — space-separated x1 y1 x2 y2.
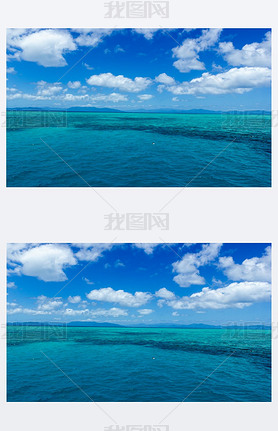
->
7 327 271 402
6 112 271 187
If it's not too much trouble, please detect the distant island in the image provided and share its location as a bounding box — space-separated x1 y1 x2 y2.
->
7 321 271 329
7 107 271 115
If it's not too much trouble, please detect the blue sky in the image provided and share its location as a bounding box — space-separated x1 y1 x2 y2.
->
7 243 271 325
7 28 271 111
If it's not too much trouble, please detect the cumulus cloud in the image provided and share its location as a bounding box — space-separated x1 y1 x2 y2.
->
74 243 114 261
67 81 81 89
74 29 113 47
86 287 152 307
155 73 176 85
83 277 94 285
36 80 63 97
68 295 81 303
86 73 152 93
7 243 77 282
7 83 128 103
161 67 271 96
91 307 128 317
62 92 128 103
63 308 89 316
91 92 128 102
173 243 222 287
133 244 159 255
219 246 271 282
36 295 63 311
138 94 153 100
133 29 159 40
219 31 271 67
7 29 76 67
155 287 176 299
162 281 271 310
138 309 153 315
114 44 125 53
172 28 222 72
7 306 51 315
114 259 125 268
7 67 16 74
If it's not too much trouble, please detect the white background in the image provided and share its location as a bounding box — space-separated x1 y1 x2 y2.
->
0 0 277 429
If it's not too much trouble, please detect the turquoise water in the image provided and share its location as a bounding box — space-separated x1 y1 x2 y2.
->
7 327 271 402
6 112 271 187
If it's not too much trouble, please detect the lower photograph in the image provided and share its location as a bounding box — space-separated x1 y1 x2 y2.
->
7 243 271 402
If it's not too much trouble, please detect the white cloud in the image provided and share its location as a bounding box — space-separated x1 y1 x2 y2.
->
68 295 82 303
7 86 128 103
83 277 94 285
114 259 125 268
155 287 176 300
219 31 271 67
64 306 127 318
7 302 17 307
83 62 94 70
91 92 128 102
64 308 89 316
86 73 152 93
133 29 158 40
74 29 113 47
133 243 158 255
155 73 176 85
75 243 114 261
7 67 16 74
63 93 89 102
7 29 77 67
163 67 271 96
173 243 222 287
114 44 125 53
137 94 153 100
164 281 271 310
172 311 179 316
7 243 77 282
7 281 17 289
219 246 271 282
138 309 153 315
172 28 222 72
91 307 128 318
36 295 63 311
36 81 63 97
67 81 81 89
86 287 152 307
7 306 51 315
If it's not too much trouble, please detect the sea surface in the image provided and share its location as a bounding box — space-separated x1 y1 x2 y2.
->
7 327 271 402
6 112 271 187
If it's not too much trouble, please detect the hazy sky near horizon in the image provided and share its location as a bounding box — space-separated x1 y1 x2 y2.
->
7 28 271 111
7 243 271 325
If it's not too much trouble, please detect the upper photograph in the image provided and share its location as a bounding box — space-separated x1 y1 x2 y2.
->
6 28 271 187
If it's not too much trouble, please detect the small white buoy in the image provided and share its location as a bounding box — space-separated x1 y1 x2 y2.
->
152 142 155 145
